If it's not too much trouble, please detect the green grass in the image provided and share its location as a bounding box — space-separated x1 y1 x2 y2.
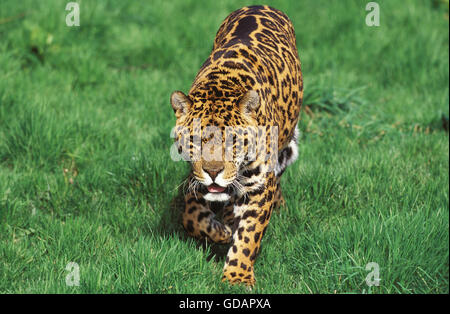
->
0 0 448 294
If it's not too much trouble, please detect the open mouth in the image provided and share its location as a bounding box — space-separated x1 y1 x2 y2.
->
200 182 233 202
207 183 226 193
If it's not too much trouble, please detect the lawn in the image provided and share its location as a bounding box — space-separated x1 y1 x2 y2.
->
0 0 448 293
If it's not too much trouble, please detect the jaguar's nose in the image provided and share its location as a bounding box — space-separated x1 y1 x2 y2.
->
203 162 224 181
204 169 219 181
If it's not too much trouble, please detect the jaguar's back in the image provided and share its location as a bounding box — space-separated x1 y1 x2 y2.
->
190 5 303 150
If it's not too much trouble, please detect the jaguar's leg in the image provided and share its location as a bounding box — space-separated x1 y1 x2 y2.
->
221 172 277 286
222 200 236 228
182 192 232 244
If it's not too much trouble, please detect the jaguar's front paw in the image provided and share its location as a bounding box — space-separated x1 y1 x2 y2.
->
209 223 233 244
222 266 255 286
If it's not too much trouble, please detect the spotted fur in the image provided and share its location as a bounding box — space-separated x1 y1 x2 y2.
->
170 5 303 286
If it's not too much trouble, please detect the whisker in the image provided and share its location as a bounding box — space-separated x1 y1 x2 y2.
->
189 178 200 200
232 179 246 199
173 176 189 193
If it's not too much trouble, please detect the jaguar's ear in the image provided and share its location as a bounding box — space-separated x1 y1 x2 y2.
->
170 91 191 118
239 90 260 114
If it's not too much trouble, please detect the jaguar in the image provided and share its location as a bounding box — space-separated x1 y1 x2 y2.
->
170 5 303 286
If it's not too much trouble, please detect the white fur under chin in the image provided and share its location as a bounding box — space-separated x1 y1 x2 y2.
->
204 192 231 202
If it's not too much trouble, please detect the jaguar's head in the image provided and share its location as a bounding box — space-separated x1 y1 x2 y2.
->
170 89 264 202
